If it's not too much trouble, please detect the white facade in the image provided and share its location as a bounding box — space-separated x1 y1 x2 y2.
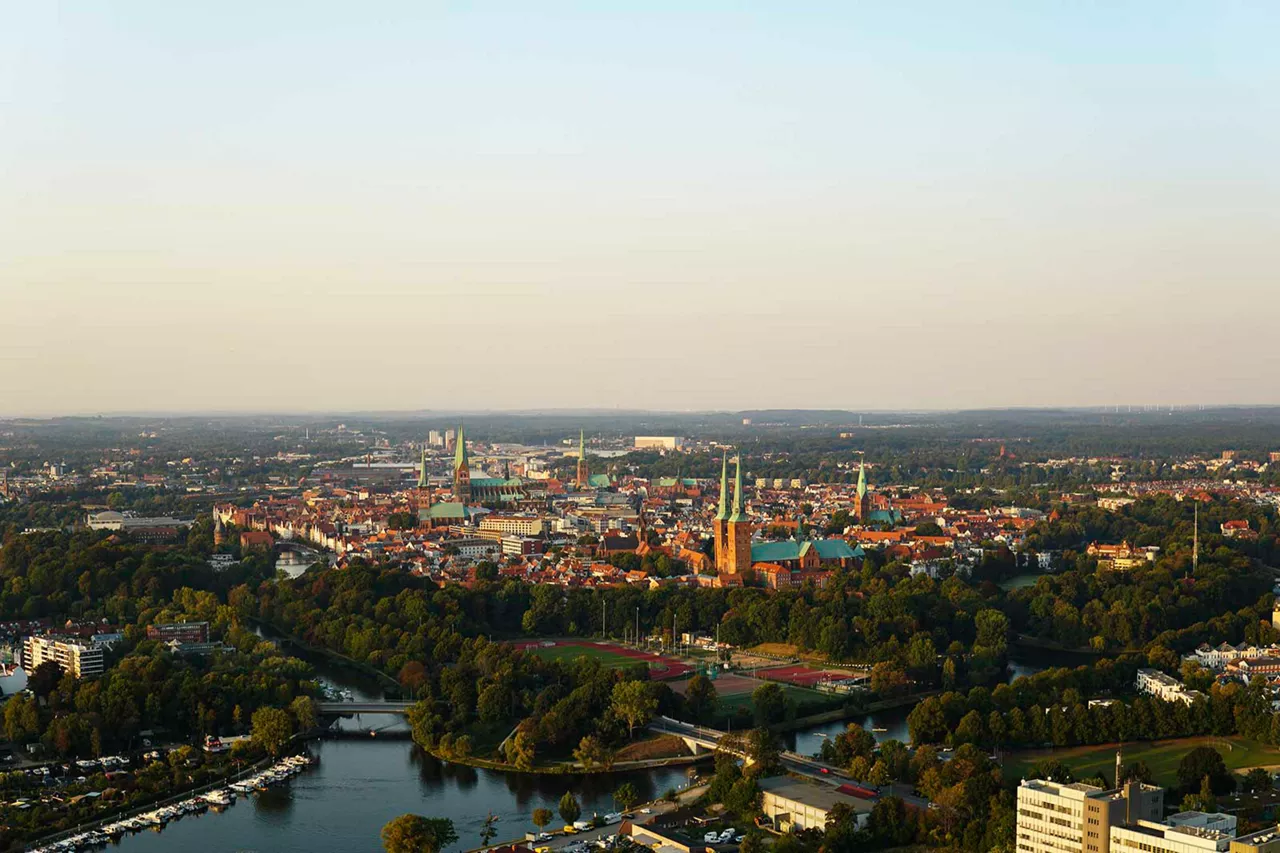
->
1110 814 1236 853
633 436 684 450
23 636 104 678
1136 669 1206 705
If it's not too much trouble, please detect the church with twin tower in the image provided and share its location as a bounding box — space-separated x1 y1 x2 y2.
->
712 453 752 574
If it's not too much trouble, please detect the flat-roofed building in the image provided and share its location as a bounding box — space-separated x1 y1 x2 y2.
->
1016 779 1163 853
634 436 685 451
1111 813 1237 853
1231 827 1280 853
22 635 105 679
1136 669 1206 706
759 776 874 833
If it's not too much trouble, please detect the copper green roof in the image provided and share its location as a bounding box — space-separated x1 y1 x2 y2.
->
728 457 747 523
714 452 729 522
856 460 867 500
454 423 468 471
751 539 862 563
587 473 613 488
420 502 471 520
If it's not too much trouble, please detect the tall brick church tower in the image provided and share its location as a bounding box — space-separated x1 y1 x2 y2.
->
853 459 870 522
576 430 589 489
453 423 472 503
712 451 729 565
716 456 752 575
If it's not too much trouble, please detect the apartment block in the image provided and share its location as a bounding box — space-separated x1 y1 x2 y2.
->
1136 669 1206 706
22 635 105 679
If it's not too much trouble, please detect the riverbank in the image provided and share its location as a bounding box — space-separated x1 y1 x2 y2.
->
25 752 284 852
250 618 403 695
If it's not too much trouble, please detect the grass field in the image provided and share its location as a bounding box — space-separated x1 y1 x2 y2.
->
998 572 1044 591
524 643 641 667
718 683 826 713
1003 737 1280 786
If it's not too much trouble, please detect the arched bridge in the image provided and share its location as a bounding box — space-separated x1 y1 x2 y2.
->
648 717 847 781
317 701 415 715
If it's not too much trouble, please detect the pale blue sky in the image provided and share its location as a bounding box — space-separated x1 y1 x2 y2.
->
2 2 1277 414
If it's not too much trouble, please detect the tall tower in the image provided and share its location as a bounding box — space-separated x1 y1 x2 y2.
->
212 510 225 547
854 458 870 522
417 446 429 489
576 429 589 489
1192 501 1199 575
713 451 729 572
724 456 752 575
453 423 472 503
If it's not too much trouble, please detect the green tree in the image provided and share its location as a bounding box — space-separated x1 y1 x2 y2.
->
480 812 499 847
611 681 658 738
614 782 640 811
751 682 788 726
290 695 318 731
381 815 458 853
504 730 536 770
558 791 582 826
3 694 39 743
1177 747 1234 796
250 706 293 757
684 674 719 723
574 735 606 770
532 808 554 832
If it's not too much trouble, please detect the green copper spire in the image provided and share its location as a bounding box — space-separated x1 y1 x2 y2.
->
714 451 729 521
579 429 585 460
728 455 747 523
417 446 428 488
454 423 468 471
856 458 867 500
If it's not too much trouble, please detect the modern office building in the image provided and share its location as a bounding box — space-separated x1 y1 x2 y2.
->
22 635 105 678
146 622 210 644
1111 812 1238 853
1016 778 1164 853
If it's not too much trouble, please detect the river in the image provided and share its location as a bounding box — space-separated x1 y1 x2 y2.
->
109 635 697 853
105 632 1059 851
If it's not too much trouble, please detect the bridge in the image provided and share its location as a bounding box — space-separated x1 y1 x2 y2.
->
648 717 847 781
317 701 415 715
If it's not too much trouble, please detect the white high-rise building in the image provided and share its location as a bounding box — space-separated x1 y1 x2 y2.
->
1016 779 1163 853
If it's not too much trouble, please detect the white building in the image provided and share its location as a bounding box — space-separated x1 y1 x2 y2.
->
1136 669 1206 705
633 436 685 451
1111 812 1237 853
759 777 872 833
1016 778 1163 853
22 636 105 679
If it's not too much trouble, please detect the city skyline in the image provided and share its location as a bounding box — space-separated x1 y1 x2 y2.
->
3 2 1278 415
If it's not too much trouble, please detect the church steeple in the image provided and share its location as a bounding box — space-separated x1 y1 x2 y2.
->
454 423 468 471
714 451 729 521
417 446 428 488
728 456 747 523
453 423 471 502
576 429 589 489
854 456 870 522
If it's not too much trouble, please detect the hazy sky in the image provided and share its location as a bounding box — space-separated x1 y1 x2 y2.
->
3 2 1278 415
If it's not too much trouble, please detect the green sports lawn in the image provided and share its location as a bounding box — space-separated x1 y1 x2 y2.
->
717 683 826 712
1003 737 1280 787
523 643 644 667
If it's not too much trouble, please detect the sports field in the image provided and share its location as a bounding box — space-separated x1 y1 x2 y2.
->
755 663 864 688
513 640 694 680
1003 737 1280 786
